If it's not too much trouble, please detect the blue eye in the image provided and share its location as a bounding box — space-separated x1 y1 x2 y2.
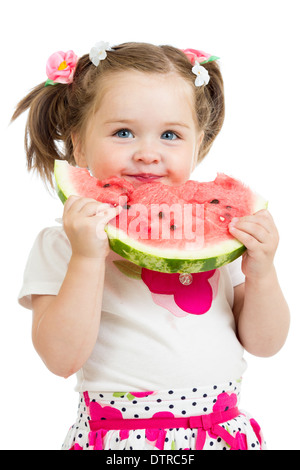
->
161 131 178 140
115 129 133 138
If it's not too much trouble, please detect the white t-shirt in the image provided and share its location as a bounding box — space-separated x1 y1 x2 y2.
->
18 225 246 392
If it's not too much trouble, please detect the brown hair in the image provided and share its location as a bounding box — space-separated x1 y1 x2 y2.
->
11 42 225 188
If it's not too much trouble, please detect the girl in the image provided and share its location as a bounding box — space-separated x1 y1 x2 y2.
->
14 42 289 450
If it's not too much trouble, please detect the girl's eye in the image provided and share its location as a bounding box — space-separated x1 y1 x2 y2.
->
161 131 178 140
115 129 133 138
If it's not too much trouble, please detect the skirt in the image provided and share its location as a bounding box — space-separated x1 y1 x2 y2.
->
62 378 266 450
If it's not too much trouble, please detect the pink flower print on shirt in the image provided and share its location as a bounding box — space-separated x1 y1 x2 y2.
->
233 431 248 450
120 429 130 440
130 391 154 398
88 401 125 449
146 412 174 449
89 401 124 420
212 392 238 412
69 443 83 450
250 418 263 448
141 268 220 317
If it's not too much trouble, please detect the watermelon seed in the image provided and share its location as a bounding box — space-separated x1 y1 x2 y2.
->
219 216 225 222
103 183 111 188
123 204 131 210
210 199 219 204
170 224 177 231
226 205 232 210
158 211 164 218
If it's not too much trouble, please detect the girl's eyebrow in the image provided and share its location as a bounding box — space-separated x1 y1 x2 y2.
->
104 119 135 125
164 121 191 129
104 119 190 129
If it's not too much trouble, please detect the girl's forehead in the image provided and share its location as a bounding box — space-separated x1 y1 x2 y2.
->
95 70 195 110
102 69 192 90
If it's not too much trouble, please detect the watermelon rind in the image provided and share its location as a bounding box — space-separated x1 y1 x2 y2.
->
54 160 77 203
54 159 267 273
105 224 246 273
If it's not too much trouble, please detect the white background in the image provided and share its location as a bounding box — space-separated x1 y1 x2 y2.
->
1 0 299 450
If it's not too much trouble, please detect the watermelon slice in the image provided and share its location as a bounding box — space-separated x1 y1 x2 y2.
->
54 160 267 273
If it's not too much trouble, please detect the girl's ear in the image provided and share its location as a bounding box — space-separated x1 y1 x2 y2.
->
71 133 88 167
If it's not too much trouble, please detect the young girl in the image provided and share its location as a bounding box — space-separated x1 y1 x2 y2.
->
14 41 289 451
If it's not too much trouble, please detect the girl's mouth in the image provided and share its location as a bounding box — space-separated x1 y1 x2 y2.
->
127 174 163 182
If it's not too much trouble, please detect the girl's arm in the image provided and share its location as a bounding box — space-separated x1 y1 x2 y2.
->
230 210 290 357
31 196 121 378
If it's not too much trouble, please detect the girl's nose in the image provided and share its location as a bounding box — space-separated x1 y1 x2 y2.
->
133 143 161 164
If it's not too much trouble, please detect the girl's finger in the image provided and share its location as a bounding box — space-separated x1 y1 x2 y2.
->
95 204 123 222
228 225 260 251
79 202 113 217
63 195 95 215
229 220 269 244
233 210 274 234
64 197 109 216
95 206 123 240
63 195 81 213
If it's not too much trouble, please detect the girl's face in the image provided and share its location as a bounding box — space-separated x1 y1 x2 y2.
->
73 71 204 187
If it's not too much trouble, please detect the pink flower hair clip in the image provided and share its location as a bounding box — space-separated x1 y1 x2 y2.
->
45 50 78 87
182 48 220 87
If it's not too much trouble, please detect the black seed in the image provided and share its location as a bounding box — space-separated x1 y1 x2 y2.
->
210 199 219 204
226 205 232 209
103 183 110 188
123 204 131 209
170 224 177 230
158 211 164 218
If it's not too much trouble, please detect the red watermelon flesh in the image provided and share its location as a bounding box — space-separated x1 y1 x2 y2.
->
108 175 254 249
61 166 135 206
54 159 266 273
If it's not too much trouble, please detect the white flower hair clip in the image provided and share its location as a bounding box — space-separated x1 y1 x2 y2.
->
182 48 219 87
89 41 112 66
192 63 210 87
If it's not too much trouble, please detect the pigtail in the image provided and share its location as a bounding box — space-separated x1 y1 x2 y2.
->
11 82 72 188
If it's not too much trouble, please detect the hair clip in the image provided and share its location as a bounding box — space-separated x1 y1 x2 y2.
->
45 50 78 87
191 63 210 87
182 48 219 87
89 41 112 66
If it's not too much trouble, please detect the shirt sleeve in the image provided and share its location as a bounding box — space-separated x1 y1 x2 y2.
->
18 226 72 310
226 256 245 287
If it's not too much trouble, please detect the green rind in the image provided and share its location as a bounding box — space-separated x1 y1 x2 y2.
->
54 160 75 203
106 233 246 273
56 184 68 204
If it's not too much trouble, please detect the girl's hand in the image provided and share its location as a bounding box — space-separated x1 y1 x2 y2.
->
63 196 122 259
228 209 279 281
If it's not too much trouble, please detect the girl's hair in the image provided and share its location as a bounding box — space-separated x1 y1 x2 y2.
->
11 42 225 188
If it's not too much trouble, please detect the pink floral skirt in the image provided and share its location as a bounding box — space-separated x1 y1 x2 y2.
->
62 379 266 450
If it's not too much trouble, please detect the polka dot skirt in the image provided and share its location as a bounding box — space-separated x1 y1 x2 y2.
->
62 379 266 450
